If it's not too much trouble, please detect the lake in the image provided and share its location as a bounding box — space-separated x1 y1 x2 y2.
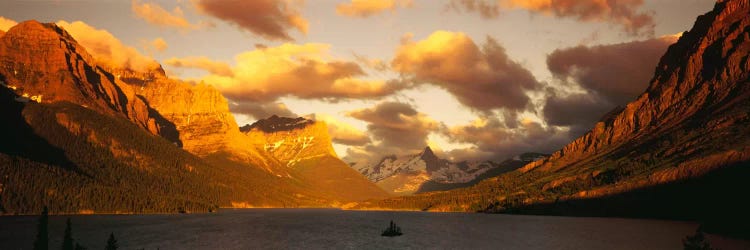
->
1 209 748 250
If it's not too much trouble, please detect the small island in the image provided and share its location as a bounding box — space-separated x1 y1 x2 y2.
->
381 220 403 237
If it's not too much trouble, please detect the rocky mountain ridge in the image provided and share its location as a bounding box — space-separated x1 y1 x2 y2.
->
241 115 337 167
0 21 163 136
351 1 750 235
0 20 389 212
522 0 750 177
353 147 546 195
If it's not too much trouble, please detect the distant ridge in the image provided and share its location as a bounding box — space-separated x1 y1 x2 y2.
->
240 115 315 133
352 147 546 195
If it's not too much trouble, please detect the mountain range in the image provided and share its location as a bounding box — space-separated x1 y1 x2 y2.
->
351 0 750 237
0 20 387 214
0 0 748 239
351 147 546 195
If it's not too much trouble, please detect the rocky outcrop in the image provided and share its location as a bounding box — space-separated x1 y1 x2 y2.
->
241 115 390 200
242 116 337 167
241 115 315 133
525 0 750 174
133 79 237 153
0 20 163 136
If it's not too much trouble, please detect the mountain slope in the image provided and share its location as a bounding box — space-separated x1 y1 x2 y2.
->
0 20 387 213
352 0 750 230
242 116 389 202
0 21 165 136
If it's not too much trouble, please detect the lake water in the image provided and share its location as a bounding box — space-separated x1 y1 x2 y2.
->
1 209 748 250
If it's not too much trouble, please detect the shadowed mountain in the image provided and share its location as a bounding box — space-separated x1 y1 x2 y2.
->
0 82 74 169
0 21 168 137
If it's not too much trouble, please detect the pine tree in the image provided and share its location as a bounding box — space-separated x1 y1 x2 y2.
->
62 218 74 250
683 228 714 250
33 206 49 250
105 233 118 250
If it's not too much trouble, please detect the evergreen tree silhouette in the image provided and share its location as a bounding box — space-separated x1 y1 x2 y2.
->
62 218 74 250
683 228 714 250
382 220 403 237
33 206 49 250
105 232 118 250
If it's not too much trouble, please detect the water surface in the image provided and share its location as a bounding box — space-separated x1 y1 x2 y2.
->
1 209 747 249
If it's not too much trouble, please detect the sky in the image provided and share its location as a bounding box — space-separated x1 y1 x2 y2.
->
0 0 716 164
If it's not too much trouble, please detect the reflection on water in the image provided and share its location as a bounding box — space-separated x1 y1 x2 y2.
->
0 209 747 250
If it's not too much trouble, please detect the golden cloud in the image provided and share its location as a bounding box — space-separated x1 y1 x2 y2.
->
131 0 199 30
194 0 308 41
307 113 371 146
336 0 413 18
56 20 160 72
392 30 540 112
0 16 17 32
171 43 405 102
447 0 655 37
164 56 233 77
151 37 168 52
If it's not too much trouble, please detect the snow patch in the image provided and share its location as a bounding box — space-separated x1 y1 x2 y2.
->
264 139 285 152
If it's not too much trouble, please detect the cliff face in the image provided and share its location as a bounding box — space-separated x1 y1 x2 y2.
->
525 0 750 174
353 0 750 219
134 79 237 153
0 20 388 208
242 116 337 167
0 20 162 136
241 115 389 201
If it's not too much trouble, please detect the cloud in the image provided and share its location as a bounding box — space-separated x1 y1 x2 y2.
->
56 20 160 72
336 0 413 18
541 34 678 137
150 37 168 52
307 114 371 146
392 31 540 112
547 35 679 105
447 0 655 37
0 16 17 32
164 56 233 77
443 115 569 161
171 43 405 102
131 0 200 30
542 90 614 137
340 101 571 162
445 0 500 19
229 101 297 120
347 102 439 155
194 0 308 41
353 53 389 72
